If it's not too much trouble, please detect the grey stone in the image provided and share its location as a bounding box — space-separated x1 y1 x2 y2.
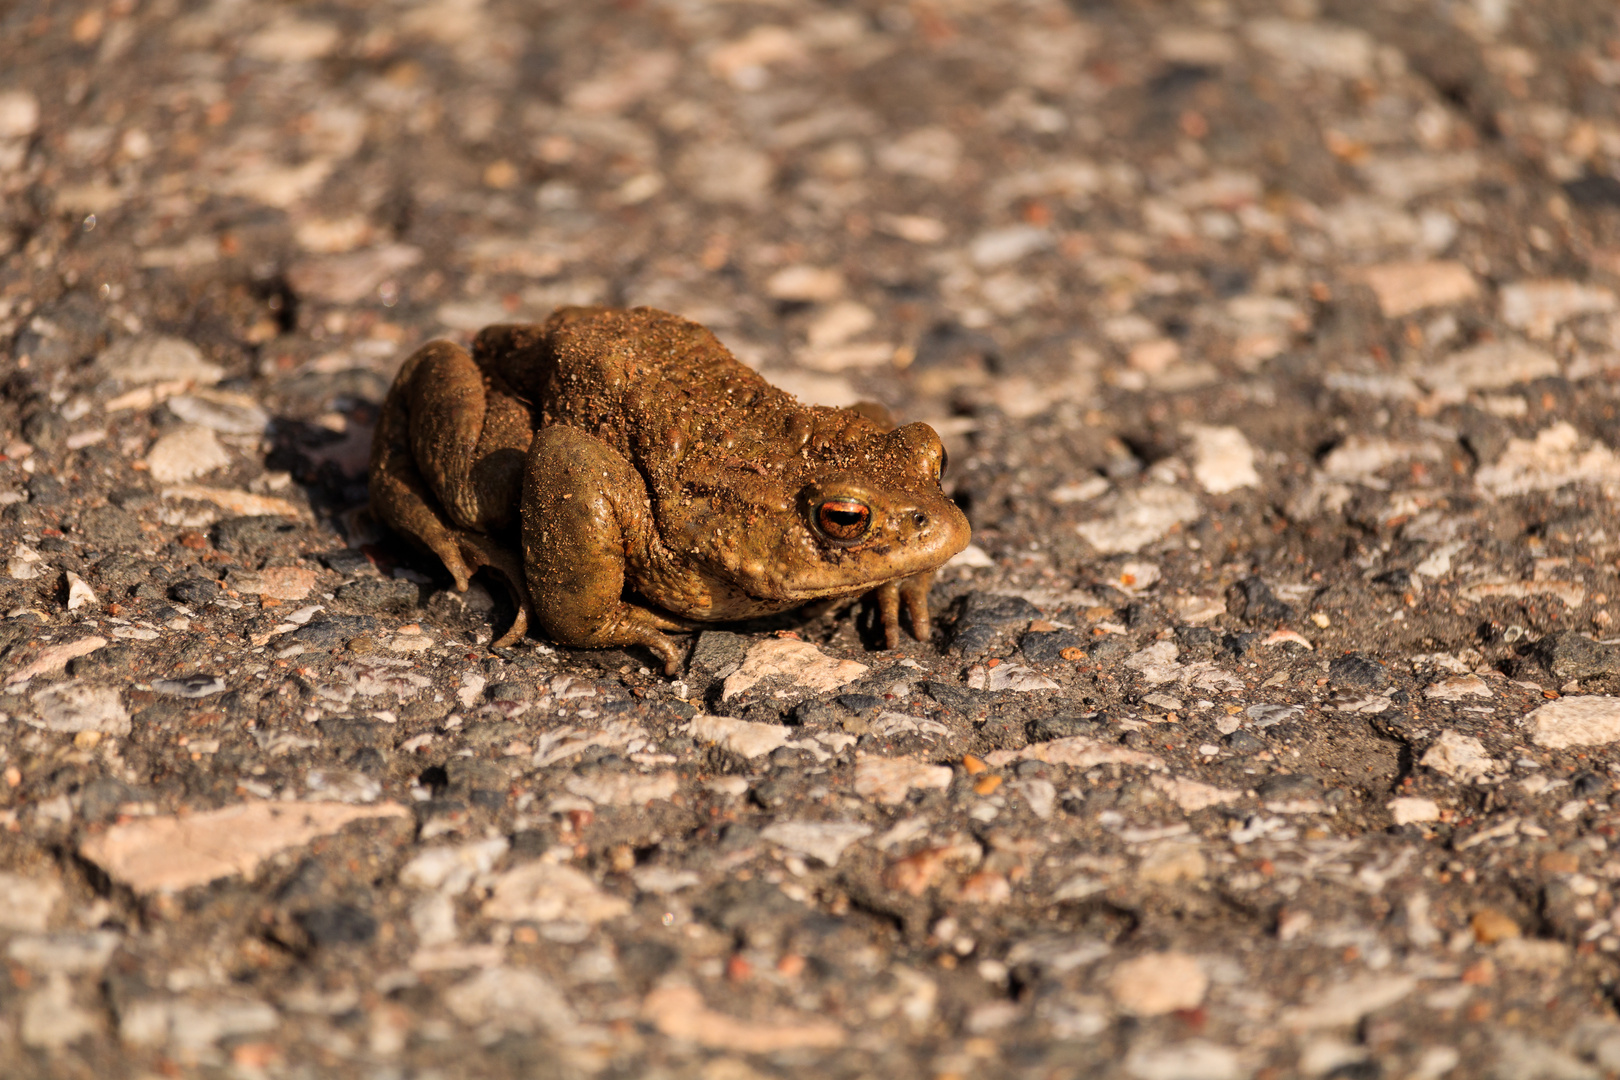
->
688 630 747 676
1257 773 1324 801
295 903 377 947
1222 730 1267 754
289 614 376 648
1328 654 1390 690
212 516 301 557
333 577 420 613
1535 632 1620 681
1021 628 1086 663
168 578 220 605
317 548 374 575
1031 715 1105 742
1225 576 1293 626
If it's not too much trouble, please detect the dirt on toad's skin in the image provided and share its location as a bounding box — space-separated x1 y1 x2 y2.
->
2 0 1620 1076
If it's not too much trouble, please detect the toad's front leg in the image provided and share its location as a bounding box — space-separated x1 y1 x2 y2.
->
520 424 692 674
873 570 939 649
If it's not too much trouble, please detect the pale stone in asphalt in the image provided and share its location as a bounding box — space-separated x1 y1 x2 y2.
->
760 820 873 866
1125 640 1183 686
854 755 953 805
146 424 232 484
876 126 961 183
233 566 317 600
1151 775 1241 813
643 982 846 1051
1389 796 1442 825
1108 951 1208 1016
967 663 1060 692
1425 675 1492 701
30 682 129 734
720 637 868 699
399 837 510 894
1475 423 1620 498
166 390 271 435
79 801 409 893
764 265 848 304
948 544 995 567
0 89 40 138
1184 424 1259 494
7 930 121 974
442 967 577 1036
285 244 423 305
1527 696 1620 749
481 861 631 924
1009 778 1057 820
1318 434 1443 484
5 636 106 684
1357 260 1478 318
1463 579 1586 607
162 484 308 519
1500 279 1617 338
64 571 96 610
1281 974 1418 1029
1155 27 1238 65
681 143 774 206
242 15 342 62
98 335 223 385
986 736 1165 771
970 225 1052 268
1126 1041 1244 1080
563 771 680 807
1419 730 1495 781
118 994 280 1052
686 714 790 758
1494 938 1570 972
630 867 701 894
1076 484 1202 554
21 974 97 1049
806 300 876 348
1243 18 1375 77
1419 340 1560 400
213 159 333 209
1358 152 1480 202
0 872 62 932
1138 843 1209 885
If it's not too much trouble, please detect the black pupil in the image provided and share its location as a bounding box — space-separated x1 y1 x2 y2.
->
820 503 868 539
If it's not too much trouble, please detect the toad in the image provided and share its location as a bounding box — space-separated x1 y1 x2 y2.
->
369 306 970 673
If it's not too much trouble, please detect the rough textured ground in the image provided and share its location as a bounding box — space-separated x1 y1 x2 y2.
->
3 0 1620 1077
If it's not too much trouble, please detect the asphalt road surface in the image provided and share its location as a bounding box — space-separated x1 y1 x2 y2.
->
3 0 1620 1077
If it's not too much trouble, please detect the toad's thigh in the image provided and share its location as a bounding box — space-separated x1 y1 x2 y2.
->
404 341 531 532
520 425 680 643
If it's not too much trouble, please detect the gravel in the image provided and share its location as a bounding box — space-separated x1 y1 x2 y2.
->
2 0 1620 1075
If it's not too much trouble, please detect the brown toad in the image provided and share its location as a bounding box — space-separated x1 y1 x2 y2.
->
369 306 970 673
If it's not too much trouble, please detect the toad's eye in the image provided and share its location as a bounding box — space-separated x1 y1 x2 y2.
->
815 499 871 545
937 448 948 481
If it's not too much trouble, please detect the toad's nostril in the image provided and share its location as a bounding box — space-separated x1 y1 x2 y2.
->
912 511 928 530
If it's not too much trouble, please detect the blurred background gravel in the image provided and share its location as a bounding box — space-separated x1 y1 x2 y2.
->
3 0 1620 1077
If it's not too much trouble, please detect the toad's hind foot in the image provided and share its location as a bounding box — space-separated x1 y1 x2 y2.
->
451 532 536 649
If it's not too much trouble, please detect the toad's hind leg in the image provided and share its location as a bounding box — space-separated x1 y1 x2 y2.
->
371 344 480 590
521 425 693 674
403 341 533 534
